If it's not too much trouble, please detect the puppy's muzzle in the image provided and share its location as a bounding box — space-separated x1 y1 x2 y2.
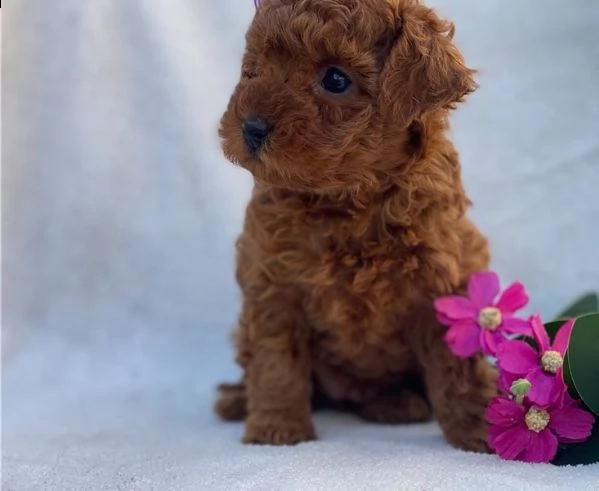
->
242 117 272 155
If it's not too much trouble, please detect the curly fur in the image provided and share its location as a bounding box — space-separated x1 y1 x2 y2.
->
215 0 497 452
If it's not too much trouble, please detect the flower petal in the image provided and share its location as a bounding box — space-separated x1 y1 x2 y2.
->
550 406 595 443
444 321 481 358
552 319 574 355
434 296 477 321
496 282 529 314
487 424 506 449
527 369 558 407
522 429 558 463
468 272 500 309
548 372 569 406
501 317 533 337
497 340 539 376
530 314 551 352
489 424 531 461
480 329 504 356
436 311 452 326
499 370 518 394
485 396 526 426
558 379 580 408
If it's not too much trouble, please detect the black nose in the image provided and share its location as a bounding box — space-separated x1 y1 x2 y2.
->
242 117 271 154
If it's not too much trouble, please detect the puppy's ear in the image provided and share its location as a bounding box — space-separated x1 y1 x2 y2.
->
380 2 476 126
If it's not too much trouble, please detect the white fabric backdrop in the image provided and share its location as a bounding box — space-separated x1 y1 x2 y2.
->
2 0 599 489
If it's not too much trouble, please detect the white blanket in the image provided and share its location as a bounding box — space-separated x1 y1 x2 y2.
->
3 0 599 489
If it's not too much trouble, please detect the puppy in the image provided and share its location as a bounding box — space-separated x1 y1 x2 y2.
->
215 0 496 452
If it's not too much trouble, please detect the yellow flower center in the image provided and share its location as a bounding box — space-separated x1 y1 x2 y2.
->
525 408 550 433
541 350 563 374
477 307 502 330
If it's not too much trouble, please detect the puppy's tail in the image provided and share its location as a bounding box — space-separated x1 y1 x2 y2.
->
214 381 247 421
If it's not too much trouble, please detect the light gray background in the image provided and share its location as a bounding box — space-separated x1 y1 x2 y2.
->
2 0 599 489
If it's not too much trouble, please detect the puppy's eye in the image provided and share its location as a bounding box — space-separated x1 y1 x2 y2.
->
321 67 352 94
242 69 256 79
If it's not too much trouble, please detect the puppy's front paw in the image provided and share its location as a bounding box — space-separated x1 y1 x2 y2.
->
449 435 491 454
444 419 491 454
243 415 316 445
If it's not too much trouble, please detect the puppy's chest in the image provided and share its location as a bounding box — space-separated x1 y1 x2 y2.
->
249 203 410 290
303 251 416 337
247 199 418 328
245 199 420 371
303 257 420 376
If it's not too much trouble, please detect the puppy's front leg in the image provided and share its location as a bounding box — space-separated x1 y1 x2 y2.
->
242 296 315 445
423 341 496 452
412 307 497 453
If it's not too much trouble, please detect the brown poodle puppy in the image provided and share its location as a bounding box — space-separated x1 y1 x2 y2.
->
215 0 496 452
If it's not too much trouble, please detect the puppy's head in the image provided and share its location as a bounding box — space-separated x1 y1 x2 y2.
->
219 0 475 192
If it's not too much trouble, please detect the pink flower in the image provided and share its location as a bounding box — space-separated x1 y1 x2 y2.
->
434 272 531 357
497 316 574 407
486 386 595 463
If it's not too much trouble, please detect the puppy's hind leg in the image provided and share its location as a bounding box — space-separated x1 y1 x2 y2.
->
214 381 247 421
359 389 432 424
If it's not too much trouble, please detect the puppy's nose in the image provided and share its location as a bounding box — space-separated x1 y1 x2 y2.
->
242 117 271 154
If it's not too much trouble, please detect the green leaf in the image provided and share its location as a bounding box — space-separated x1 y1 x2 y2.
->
552 410 599 466
557 292 599 319
563 352 577 399
544 320 568 341
567 312 599 416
